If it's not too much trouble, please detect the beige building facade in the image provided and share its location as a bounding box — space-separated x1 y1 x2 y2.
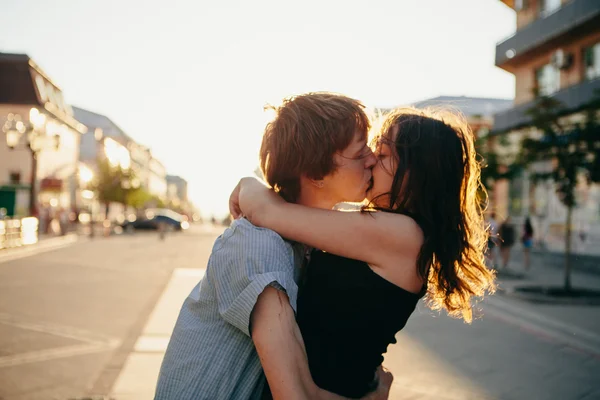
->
491 0 600 254
0 54 86 225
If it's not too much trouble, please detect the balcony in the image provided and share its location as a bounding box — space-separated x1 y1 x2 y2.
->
496 0 600 68
491 77 600 133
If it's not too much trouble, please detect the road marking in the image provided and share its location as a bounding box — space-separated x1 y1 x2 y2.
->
0 234 80 265
134 336 170 352
0 313 120 368
111 268 205 399
0 342 119 368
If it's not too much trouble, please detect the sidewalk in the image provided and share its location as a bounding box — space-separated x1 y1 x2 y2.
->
110 268 204 400
497 240 600 276
492 245 600 288
0 232 80 265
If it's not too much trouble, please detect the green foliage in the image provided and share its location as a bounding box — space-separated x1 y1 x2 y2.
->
93 158 140 207
520 91 600 291
126 187 153 209
521 94 600 208
476 136 520 188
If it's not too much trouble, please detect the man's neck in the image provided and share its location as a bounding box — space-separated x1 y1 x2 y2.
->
296 189 336 210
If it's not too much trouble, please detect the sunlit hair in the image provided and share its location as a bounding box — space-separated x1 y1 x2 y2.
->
260 92 370 202
368 107 495 323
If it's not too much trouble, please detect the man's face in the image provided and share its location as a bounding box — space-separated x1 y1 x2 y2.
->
321 131 376 204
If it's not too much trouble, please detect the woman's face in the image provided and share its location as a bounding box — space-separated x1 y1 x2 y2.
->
367 125 399 208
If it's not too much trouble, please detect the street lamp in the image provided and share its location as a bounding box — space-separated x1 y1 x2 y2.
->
2 108 58 217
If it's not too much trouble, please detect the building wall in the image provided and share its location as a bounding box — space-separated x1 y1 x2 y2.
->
129 143 151 190
515 0 574 29
148 158 167 199
513 30 600 105
0 104 34 189
0 104 81 215
516 0 540 29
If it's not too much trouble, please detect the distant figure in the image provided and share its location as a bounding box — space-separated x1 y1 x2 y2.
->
486 212 499 268
522 216 534 270
499 216 516 269
158 221 167 241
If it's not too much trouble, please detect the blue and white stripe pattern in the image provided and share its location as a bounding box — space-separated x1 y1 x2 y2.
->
154 218 302 400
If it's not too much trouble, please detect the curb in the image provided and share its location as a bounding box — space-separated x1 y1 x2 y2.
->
110 268 205 400
500 285 600 306
0 233 81 264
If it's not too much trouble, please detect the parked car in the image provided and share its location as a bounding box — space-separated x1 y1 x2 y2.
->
121 209 189 232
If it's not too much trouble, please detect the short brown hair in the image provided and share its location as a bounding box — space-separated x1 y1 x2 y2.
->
259 92 370 202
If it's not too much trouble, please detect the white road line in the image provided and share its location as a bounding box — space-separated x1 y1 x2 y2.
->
0 341 119 368
0 313 120 368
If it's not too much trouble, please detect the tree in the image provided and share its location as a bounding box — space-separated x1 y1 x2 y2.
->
476 134 521 208
126 187 153 210
93 158 140 218
520 93 600 292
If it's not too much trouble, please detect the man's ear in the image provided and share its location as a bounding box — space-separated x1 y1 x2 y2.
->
310 180 324 188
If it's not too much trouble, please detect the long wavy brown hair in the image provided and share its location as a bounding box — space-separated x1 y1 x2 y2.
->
369 107 495 323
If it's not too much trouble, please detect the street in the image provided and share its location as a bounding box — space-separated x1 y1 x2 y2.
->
0 225 218 400
0 225 599 400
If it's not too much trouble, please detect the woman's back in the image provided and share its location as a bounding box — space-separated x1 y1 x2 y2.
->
297 251 424 398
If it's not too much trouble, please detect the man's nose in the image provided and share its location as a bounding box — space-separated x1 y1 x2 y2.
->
365 150 376 168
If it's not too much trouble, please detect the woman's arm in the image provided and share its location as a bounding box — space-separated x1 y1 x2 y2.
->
230 177 423 268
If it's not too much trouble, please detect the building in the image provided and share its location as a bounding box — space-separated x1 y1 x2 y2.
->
491 0 600 254
166 175 188 204
166 174 190 214
377 95 511 141
72 107 136 221
148 157 167 201
0 53 87 228
412 95 512 136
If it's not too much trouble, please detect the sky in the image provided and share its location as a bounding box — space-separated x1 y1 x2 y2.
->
1 0 516 218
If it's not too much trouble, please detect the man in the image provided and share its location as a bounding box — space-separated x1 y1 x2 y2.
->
154 93 388 399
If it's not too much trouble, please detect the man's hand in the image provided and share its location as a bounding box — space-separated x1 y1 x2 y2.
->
363 366 393 400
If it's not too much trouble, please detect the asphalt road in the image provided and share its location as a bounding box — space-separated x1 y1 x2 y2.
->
0 226 220 400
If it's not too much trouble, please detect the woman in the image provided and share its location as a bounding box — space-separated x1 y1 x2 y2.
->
230 107 496 398
522 216 534 270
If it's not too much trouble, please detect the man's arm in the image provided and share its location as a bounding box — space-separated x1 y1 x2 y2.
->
251 287 392 400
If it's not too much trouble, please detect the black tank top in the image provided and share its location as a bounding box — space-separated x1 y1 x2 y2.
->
296 251 426 398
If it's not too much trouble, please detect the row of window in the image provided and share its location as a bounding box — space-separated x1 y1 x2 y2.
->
535 42 600 96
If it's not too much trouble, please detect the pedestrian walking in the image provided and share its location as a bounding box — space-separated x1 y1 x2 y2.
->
499 216 516 269
486 212 499 268
522 216 534 270
158 221 167 241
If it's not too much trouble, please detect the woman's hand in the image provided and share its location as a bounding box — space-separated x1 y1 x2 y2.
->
229 177 285 225
363 366 393 400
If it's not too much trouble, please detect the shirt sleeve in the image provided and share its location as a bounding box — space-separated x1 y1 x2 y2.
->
208 220 299 337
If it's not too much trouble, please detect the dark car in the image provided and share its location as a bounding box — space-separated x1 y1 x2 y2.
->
121 209 189 232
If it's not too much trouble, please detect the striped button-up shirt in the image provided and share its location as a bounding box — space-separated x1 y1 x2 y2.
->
155 218 302 400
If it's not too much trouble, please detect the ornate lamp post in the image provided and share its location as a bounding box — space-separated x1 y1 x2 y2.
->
2 108 58 217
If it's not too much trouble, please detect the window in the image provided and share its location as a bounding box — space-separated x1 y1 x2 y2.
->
9 171 21 184
540 0 561 16
584 42 600 81
536 64 561 96
514 0 528 11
